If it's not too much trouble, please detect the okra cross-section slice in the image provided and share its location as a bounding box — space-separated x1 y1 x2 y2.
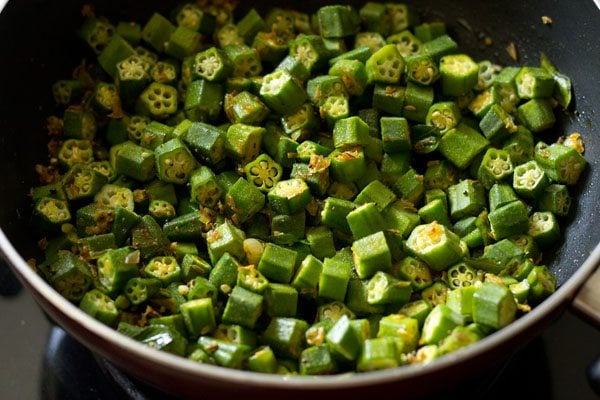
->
144 255 182 286
477 148 514 190
63 164 108 201
472 282 517 330
116 56 151 103
515 66 555 99
406 54 439 86
425 102 461 134
193 47 233 82
154 138 197 185
534 142 587 186
136 82 178 120
58 139 94 170
289 34 329 74
387 30 423 58
528 211 560 248
80 289 120 326
538 184 571 217
406 222 465 271
244 154 283 193
35 197 72 228
366 271 412 305
329 59 368 96
96 247 139 295
267 178 312 215
224 91 270 125
189 166 222 207
94 184 135 211
80 17 115 54
224 123 264 163
439 54 479 96
512 160 549 199
365 44 405 84
260 69 307 115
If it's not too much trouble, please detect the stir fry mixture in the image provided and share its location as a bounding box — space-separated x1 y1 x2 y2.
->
31 1 586 375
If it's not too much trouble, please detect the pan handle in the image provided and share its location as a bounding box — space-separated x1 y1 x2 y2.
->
572 267 600 326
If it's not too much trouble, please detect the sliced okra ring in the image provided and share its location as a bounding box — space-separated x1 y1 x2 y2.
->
387 30 423 58
94 184 135 211
244 153 283 192
137 82 179 120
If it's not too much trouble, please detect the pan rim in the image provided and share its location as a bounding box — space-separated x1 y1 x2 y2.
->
2 226 600 390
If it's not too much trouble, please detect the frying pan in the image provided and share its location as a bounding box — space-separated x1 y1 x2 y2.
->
1 0 600 398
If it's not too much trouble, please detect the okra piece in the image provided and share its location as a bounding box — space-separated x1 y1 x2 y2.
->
80 289 120 326
418 198 451 227
115 56 151 104
123 277 161 305
399 299 432 328
224 123 264 163
534 142 587 185
515 67 555 99
184 79 224 122
528 211 560 247
394 256 433 291
63 107 96 140
189 167 221 208
439 54 479 96
262 317 309 359
377 313 420 353
96 247 139 295
447 179 486 221
222 285 264 329
438 123 489 170
318 257 352 301
406 222 465 271
224 91 270 126
438 324 484 356
477 148 514 190
329 146 367 183
538 184 571 217
357 337 398 371
76 204 115 237
472 282 517 330
265 283 298 318
154 138 197 185
225 177 265 224
332 116 370 149
35 197 72 230
366 271 412 305
237 264 269 294
299 345 337 375
306 227 336 260
111 141 156 182
517 99 556 133
187 277 218 303
78 233 117 259
292 254 323 296
325 315 361 361
527 265 556 304
258 243 297 284
317 5 359 38
136 83 178 120
209 252 241 295
139 121 174 150
352 231 392 279
48 251 93 302
346 202 386 240
144 255 181 287
80 17 115 54
98 34 137 77
387 30 423 59
198 336 250 369
405 55 438 87
479 104 517 143
183 121 226 165
365 44 405 84
63 164 108 201
372 84 405 116
358 2 390 35
142 13 176 52
540 52 572 109
422 34 458 61
488 200 529 241
320 197 356 234
414 21 446 43
206 221 246 265
248 346 278 374
268 178 312 215
165 26 202 60
420 304 464 345
57 139 93 170
270 212 305 245
423 160 457 191
329 59 368 96
224 44 263 78
513 160 549 199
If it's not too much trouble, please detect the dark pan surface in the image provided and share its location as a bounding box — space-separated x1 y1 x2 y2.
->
0 0 599 396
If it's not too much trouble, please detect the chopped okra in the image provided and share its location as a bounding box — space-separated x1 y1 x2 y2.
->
32 1 585 376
